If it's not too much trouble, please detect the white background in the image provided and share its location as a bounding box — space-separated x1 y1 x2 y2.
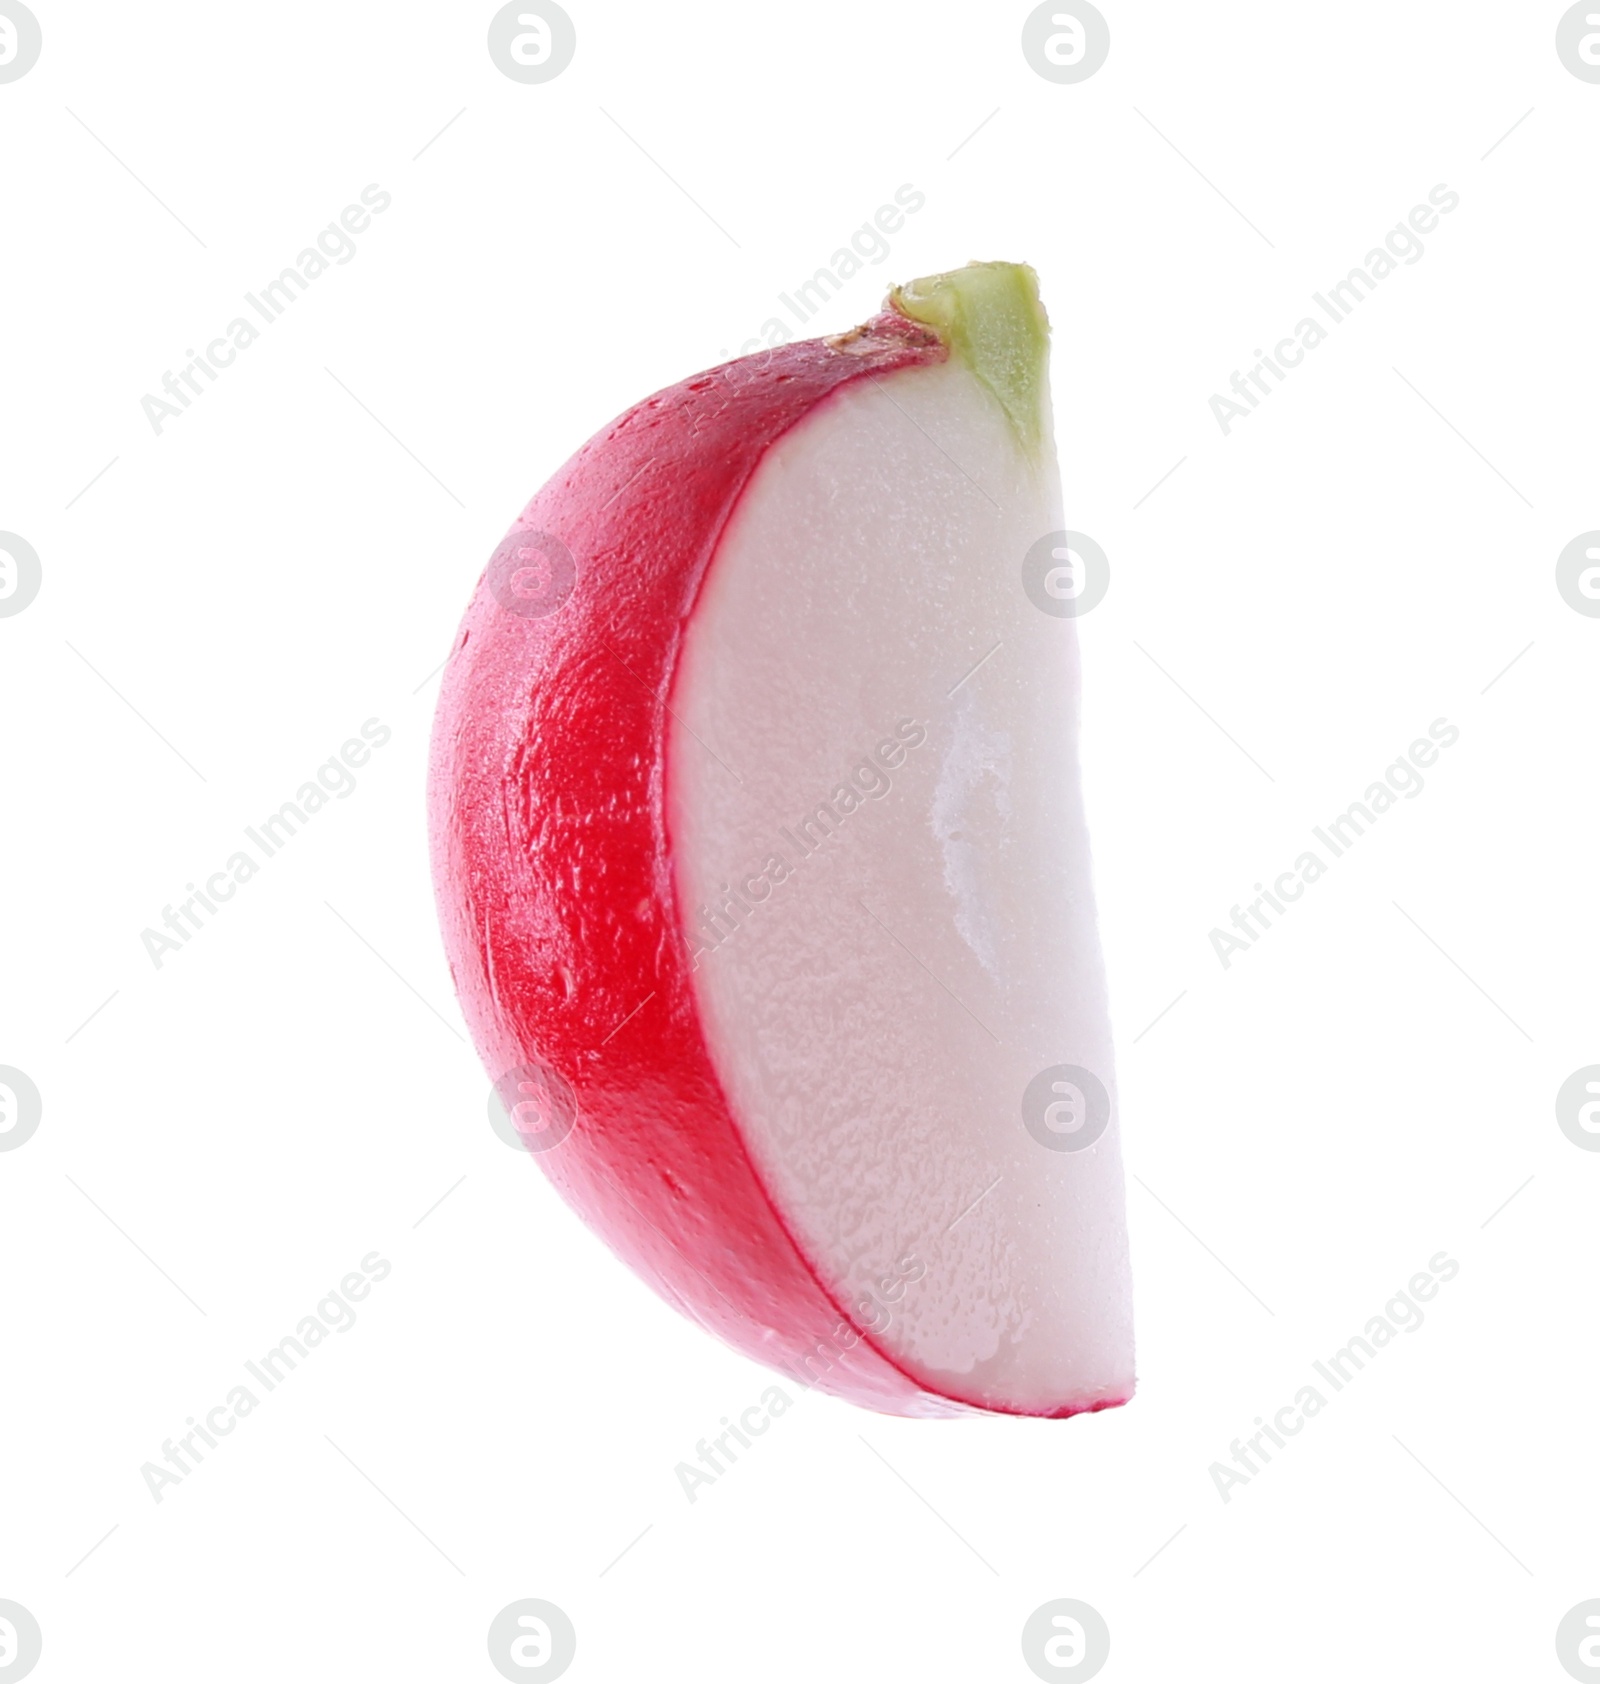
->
3 2 1598 1679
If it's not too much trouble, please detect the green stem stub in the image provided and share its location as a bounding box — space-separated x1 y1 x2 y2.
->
889 261 1051 461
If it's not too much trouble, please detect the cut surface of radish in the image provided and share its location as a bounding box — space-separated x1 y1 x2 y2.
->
671 354 1130 1414
430 262 1133 1418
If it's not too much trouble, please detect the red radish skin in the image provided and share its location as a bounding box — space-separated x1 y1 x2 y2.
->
430 283 1132 1419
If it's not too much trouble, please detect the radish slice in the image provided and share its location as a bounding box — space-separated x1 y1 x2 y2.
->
430 262 1134 1418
